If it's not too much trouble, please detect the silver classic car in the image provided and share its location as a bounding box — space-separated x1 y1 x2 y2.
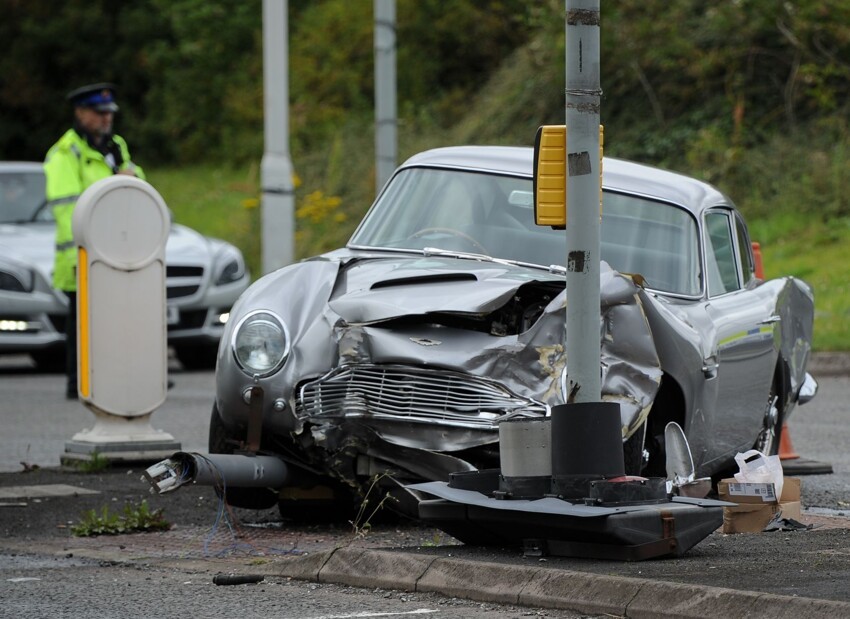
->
0 162 250 370
211 146 816 516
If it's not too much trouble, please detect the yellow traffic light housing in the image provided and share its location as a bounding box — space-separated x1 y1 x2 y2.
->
533 125 604 228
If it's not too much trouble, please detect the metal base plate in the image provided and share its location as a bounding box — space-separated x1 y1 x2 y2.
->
412 481 727 561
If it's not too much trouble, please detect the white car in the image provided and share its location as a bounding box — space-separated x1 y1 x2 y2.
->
0 161 250 370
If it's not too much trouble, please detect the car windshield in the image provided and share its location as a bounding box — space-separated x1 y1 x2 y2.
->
0 170 47 223
349 167 701 296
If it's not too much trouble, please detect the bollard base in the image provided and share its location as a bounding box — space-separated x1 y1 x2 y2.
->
62 439 182 466
63 413 181 466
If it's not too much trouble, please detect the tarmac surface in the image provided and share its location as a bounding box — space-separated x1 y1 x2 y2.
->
2 463 849 617
1 352 850 617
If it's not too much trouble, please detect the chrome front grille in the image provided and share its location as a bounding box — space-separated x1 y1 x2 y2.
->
296 364 546 428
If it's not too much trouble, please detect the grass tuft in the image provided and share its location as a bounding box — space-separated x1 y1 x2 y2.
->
72 500 171 537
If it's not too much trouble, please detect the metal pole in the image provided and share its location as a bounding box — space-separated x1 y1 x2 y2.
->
261 0 295 274
564 0 601 403
374 0 397 194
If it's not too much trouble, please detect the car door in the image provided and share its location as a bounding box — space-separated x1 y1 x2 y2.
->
701 208 776 458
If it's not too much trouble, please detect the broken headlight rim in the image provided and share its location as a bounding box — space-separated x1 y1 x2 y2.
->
231 309 290 377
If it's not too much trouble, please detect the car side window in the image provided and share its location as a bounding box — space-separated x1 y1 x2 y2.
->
1 171 46 223
705 211 740 296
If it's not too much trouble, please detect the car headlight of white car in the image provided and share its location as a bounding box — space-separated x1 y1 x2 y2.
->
232 310 290 376
0 262 33 293
213 245 246 286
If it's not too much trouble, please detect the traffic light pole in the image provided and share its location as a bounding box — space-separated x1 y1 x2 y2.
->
564 0 602 403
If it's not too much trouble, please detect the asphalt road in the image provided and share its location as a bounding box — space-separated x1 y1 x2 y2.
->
0 354 212 472
1 354 850 617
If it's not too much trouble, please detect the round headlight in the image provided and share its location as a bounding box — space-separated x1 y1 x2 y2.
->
232 310 290 376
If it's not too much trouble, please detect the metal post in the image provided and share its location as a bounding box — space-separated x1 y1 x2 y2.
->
564 0 602 403
261 0 295 274
374 0 397 194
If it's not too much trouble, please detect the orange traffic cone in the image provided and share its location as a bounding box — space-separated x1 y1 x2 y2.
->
779 423 800 461
752 242 765 279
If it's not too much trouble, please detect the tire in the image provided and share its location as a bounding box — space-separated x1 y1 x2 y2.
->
31 348 66 373
753 372 784 456
208 404 279 510
175 343 219 370
623 420 647 476
208 403 241 454
276 480 407 524
277 487 357 523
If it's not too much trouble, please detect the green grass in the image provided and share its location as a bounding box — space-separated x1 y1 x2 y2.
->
147 165 264 279
750 214 850 351
146 158 367 281
72 500 170 537
72 450 110 473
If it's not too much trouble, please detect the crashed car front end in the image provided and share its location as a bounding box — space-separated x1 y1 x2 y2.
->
214 250 662 498
205 146 816 517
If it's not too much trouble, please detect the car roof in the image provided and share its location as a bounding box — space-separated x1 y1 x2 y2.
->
0 161 44 174
400 146 735 215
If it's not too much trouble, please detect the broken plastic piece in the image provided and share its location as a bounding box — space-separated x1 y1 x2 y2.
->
213 574 265 586
763 513 814 532
142 458 189 494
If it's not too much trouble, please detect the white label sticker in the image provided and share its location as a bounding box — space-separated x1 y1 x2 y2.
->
728 482 776 502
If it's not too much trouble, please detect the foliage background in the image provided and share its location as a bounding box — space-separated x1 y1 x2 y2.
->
2 0 849 348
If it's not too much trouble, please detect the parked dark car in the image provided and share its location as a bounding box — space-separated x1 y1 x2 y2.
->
0 162 250 370
210 146 816 517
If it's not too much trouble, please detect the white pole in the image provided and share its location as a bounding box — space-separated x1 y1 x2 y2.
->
261 0 295 274
564 0 602 403
374 0 397 194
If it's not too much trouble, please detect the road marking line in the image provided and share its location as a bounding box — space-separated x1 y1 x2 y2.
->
308 610 439 619
0 484 100 499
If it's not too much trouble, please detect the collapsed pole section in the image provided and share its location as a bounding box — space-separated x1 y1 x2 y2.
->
143 452 289 494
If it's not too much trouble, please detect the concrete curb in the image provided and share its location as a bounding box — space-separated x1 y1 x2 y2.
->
277 547 850 619
6 539 850 617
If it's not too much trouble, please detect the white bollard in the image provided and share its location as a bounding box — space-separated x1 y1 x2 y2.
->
63 176 181 464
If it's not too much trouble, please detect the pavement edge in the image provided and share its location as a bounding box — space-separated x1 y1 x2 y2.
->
277 548 850 619
4 540 850 618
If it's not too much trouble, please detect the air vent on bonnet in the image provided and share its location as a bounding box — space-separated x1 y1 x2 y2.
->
370 273 477 289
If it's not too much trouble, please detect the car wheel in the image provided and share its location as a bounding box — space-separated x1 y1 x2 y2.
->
208 402 242 454
175 344 219 370
208 404 279 510
278 486 357 523
30 348 65 373
754 375 783 456
623 420 647 476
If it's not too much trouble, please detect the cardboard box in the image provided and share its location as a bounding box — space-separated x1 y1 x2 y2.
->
718 477 802 534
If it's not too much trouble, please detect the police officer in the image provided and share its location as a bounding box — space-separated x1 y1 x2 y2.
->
44 83 144 399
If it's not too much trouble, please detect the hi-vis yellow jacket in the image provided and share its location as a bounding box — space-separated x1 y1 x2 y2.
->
43 129 144 291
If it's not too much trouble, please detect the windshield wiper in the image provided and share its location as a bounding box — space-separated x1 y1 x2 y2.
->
422 247 565 274
347 244 566 275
